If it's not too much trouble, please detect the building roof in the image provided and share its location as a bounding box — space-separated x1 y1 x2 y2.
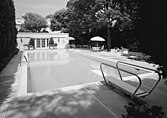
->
17 32 69 38
16 18 25 25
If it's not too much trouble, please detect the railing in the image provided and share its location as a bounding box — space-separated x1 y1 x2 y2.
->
20 54 27 66
116 61 161 95
100 63 142 98
100 61 161 98
74 45 91 50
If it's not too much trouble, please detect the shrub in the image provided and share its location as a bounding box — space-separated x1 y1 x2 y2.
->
122 102 164 118
0 0 17 57
128 52 151 62
49 38 54 45
54 43 57 46
0 0 18 71
29 38 35 46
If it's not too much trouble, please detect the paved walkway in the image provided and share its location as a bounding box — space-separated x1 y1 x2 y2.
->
0 51 23 118
0 50 129 118
0 49 166 118
74 49 158 69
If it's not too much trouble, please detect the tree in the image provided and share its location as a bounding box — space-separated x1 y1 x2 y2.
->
22 12 47 32
66 0 138 47
66 0 97 44
19 24 29 32
139 0 167 78
49 38 54 45
94 0 142 50
0 0 18 71
51 9 69 32
0 0 17 57
51 19 62 31
122 102 164 118
28 38 35 49
65 0 167 77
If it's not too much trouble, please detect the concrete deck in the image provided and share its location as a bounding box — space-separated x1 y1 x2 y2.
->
0 49 167 118
0 51 23 118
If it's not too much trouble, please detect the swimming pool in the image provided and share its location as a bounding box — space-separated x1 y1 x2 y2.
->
26 49 157 94
27 50 103 93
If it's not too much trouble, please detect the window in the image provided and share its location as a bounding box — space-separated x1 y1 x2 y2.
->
42 39 45 47
47 39 49 46
37 39 40 48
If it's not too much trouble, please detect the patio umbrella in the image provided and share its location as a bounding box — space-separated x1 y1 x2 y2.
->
90 36 105 46
90 36 105 41
67 37 75 40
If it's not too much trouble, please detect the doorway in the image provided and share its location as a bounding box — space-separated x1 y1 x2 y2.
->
36 38 48 49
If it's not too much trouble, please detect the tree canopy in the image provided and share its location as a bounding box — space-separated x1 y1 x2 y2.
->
22 12 47 32
66 0 98 44
0 0 18 71
51 9 69 32
65 0 142 47
49 0 167 77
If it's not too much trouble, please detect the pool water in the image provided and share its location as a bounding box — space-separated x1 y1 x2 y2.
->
27 49 154 93
27 50 102 93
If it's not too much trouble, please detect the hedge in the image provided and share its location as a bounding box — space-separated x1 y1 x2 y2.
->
0 0 18 72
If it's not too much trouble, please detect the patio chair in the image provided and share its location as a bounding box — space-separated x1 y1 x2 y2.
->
120 47 129 56
121 49 137 60
121 50 129 56
99 45 104 51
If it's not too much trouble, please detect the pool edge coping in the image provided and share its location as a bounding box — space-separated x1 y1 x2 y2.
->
18 51 28 97
17 50 158 97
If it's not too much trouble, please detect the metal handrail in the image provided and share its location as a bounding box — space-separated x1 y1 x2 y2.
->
116 61 161 95
74 45 91 50
100 63 142 98
20 54 27 66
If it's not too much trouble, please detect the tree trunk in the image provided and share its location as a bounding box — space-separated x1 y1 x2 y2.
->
107 24 111 51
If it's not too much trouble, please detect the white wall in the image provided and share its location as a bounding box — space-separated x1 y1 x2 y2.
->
17 32 69 49
53 37 69 49
17 37 30 50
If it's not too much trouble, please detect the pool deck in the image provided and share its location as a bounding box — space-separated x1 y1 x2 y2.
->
0 49 167 118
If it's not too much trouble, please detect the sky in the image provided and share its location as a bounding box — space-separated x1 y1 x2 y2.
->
13 0 69 18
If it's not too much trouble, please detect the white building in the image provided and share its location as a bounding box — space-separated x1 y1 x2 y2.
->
17 32 69 50
16 18 25 31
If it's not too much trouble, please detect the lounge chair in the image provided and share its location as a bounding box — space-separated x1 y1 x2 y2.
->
99 45 104 51
121 50 129 56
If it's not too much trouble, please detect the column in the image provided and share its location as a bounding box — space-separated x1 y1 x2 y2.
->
21 38 23 50
45 38 47 48
34 39 36 49
34 50 37 60
45 50 47 60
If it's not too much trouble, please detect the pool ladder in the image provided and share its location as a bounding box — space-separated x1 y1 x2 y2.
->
20 54 27 66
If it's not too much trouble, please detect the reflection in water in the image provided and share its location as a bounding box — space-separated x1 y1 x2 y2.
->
28 50 71 67
28 50 69 62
